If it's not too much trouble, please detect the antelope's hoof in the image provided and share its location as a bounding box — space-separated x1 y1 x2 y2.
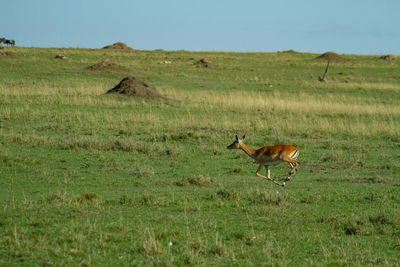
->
281 182 286 187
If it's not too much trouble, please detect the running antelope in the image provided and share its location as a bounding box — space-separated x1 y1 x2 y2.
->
227 135 300 187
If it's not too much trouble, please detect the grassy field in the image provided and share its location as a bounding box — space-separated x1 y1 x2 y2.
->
0 46 400 266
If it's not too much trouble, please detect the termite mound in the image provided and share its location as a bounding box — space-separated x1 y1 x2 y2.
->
106 77 161 97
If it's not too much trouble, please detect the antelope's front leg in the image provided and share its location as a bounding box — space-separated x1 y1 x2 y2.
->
256 164 283 186
265 165 271 179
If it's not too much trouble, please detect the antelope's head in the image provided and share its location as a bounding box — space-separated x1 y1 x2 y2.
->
227 135 245 149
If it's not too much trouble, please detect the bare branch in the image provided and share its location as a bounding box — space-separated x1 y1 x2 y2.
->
318 60 330 82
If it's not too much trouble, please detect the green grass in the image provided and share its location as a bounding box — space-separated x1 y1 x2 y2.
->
1 47 400 266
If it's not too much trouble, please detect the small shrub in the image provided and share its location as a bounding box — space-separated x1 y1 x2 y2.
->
209 236 226 256
369 214 393 226
233 167 243 173
175 174 214 186
76 192 99 204
216 188 240 201
248 190 284 206
132 165 154 178
47 191 67 204
364 192 383 202
110 139 135 152
232 231 246 240
174 180 188 187
209 244 225 256
343 222 360 235
119 195 134 205
361 177 386 184
316 215 340 224
299 194 322 204
141 229 163 256
118 129 133 136
164 146 182 156
188 238 206 252
139 194 161 206
170 132 200 142
341 216 372 236
188 174 214 186
368 213 396 235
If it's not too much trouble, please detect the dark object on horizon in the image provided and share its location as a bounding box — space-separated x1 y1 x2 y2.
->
0 38 15 47
55 54 66 59
279 49 300 54
380 54 398 61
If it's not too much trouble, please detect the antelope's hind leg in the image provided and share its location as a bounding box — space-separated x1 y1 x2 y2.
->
282 157 300 182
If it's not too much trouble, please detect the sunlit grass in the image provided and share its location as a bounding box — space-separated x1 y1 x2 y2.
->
0 47 399 266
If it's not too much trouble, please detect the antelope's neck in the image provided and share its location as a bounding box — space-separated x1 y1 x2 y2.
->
239 143 256 159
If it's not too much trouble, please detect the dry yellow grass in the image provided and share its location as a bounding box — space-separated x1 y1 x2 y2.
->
164 88 399 116
160 88 399 137
1 83 398 139
304 81 400 91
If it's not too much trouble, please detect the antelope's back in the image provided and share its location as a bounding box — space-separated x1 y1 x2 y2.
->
257 145 299 159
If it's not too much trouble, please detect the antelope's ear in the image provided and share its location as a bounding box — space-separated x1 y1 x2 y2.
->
235 135 238 141
242 135 246 140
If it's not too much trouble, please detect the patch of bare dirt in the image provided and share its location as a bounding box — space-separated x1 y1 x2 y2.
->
0 51 18 59
315 52 346 62
195 58 213 67
380 54 398 61
87 60 130 73
103 42 133 50
106 77 161 97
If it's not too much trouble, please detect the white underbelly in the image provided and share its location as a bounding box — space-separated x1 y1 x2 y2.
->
265 160 284 166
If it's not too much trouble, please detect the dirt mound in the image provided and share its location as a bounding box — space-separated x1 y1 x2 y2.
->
106 77 161 97
103 42 133 50
280 49 300 54
87 60 130 72
0 51 18 59
315 52 345 62
380 54 398 61
195 58 213 67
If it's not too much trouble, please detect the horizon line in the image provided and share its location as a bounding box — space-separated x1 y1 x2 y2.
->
3 45 398 56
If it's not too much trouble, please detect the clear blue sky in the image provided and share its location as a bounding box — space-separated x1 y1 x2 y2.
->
2 0 399 55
